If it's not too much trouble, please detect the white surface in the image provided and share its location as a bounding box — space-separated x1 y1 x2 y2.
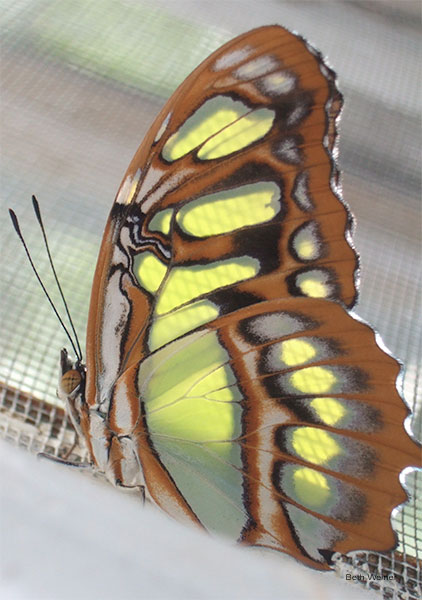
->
0 441 377 600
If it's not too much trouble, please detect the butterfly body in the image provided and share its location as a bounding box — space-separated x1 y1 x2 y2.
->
58 25 419 569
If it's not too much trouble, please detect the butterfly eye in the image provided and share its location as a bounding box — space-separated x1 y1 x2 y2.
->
60 369 82 396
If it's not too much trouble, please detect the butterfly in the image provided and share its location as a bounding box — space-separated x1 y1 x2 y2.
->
38 25 420 570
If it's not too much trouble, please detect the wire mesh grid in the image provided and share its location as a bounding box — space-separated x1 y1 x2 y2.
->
1 1 421 598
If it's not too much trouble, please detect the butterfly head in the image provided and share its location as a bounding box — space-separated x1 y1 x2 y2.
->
58 348 87 441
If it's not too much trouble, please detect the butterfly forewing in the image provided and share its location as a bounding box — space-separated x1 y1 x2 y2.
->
86 25 356 386
77 25 420 569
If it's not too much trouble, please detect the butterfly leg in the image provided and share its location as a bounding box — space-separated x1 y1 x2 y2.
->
37 451 91 469
115 480 146 505
59 429 85 461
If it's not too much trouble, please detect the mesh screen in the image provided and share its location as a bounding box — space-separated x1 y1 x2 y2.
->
1 1 420 598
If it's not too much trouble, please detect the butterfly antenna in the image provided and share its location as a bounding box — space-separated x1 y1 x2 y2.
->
31 196 83 360
9 205 82 362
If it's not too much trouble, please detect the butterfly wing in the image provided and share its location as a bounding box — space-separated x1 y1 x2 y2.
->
85 25 356 405
129 298 417 568
79 25 419 569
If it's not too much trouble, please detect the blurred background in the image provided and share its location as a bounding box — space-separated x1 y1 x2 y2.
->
0 1 420 599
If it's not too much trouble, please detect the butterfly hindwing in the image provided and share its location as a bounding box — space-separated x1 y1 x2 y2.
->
118 298 415 568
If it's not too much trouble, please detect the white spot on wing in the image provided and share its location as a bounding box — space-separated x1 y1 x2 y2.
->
247 313 310 342
154 112 172 143
291 222 323 261
115 168 142 205
138 166 166 204
99 270 130 407
287 102 308 127
112 228 130 267
112 379 135 433
274 137 302 165
292 172 314 212
89 412 108 472
234 55 279 80
259 71 296 96
141 169 194 213
213 46 253 71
